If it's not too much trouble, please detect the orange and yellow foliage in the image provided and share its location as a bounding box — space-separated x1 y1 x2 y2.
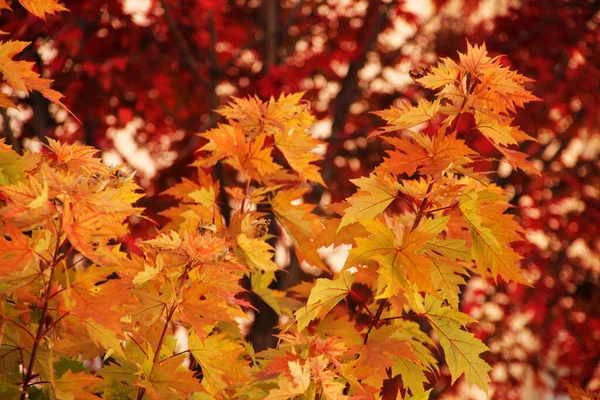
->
0 4 541 397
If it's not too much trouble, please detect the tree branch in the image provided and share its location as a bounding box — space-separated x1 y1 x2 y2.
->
159 0 211 89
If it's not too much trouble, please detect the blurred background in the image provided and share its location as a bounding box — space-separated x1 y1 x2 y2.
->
1 0 598 398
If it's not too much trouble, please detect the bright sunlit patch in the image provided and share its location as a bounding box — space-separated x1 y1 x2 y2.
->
122 0 152 26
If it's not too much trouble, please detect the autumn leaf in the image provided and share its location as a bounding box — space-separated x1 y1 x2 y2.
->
236 233 278 272
392 358 427 395
272 125 325 185
295 271 354 331
17 0 68 19
137 355 204 399
338 172 398 230
0 223 34 276
344 219 434 297
271 188 328 270
458 189 528 284
377 130 476 178
53 370 102 400
265 360 312 400
0 41 71 113
424 296 491 393
416 57 460 89
352 324 417 383
370 99 440 136
188 330 249 394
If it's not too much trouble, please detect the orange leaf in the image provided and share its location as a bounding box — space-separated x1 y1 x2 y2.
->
18 0 68 19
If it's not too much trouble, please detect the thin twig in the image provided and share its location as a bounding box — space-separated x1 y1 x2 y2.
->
159 0 211 88
136 262 194 400
20 218 63 398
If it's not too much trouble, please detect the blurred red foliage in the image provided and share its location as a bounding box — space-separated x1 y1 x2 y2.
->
1 0 597 397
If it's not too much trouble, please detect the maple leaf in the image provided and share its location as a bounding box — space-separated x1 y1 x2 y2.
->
189 186 216 209
344 219 434 296
188 330 249 394
0 41 72 114
265 360 312 400
474 112 519 146
248 132 282 180
377 130 476 178
272 125 325 185
271 188 327 270
0 223 34 276
474 65 541 113
416 57 460 89
370 99 440 136
161 177 205 201
0 139 41 185
218 92 314 139
53 370 102 400
498 146 541 176
59 266 133 333
352 324 417 383
424 238 470 309
178 286 238 337
458 189 528 284
424 296 492 393
236 233 278 272
17 0 68 19
458 41 496 75
46 138 106 174
0 41 32 91
392 358 427 395
338 172 398 230
137 355 204 400
295 271 354 331
307 355 348 400
0 174 57 230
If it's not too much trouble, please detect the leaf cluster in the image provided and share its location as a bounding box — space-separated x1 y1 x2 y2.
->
0 13 540 397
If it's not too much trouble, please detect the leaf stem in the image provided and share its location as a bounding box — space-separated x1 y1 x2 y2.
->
349 293 375 321
410 182 434 232
20 256 58 398
20 218 63 399
363 298 388 345
136 262 193 400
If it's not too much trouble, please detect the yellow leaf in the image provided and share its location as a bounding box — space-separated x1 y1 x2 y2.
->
459 190 528 284
416 57 460 89
474 112 518 146
338 172 398 230
0 40 30 91
458 41 495 75
424 296 491 393
236 233 278 272
265 360 311 400
272 126 325 185
188 331 249 394
344 219 434 297
189 186 216 208
53 370 102 400
295 271 354 331
271 189 327 270
371 99 440 136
